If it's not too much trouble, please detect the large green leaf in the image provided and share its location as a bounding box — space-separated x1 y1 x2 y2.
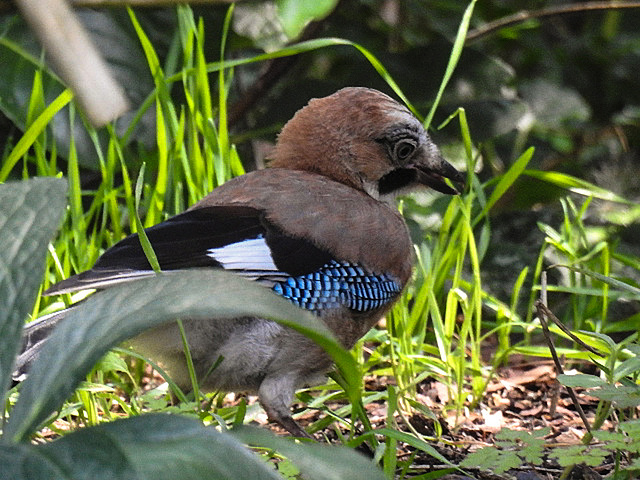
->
5 269 359 443
232 426 386 480
0 443 67 479
1 414 282 480
0 178 67 409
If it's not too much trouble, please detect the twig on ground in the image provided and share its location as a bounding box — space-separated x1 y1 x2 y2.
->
535 272 592 434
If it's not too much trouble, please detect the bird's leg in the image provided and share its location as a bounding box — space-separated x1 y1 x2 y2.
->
258 375 313 439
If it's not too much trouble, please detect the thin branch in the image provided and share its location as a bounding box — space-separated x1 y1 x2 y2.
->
536 272 592 434
536 302 605 358
536 301 592 433
467 1 640 43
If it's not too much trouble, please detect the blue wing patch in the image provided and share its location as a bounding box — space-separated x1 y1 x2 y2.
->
208 236 400 313
43 205 401 305
272 260 401 313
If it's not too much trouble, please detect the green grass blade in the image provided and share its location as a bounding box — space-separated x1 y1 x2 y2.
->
361 428 451 465
134 164 161 273
423 0 477 130
145 99 168 227
551 265 640 298
474 146 534 226
0 89 72 182
215 6 234 185
200 37 418 114
523 170 635 204
128 8 163 83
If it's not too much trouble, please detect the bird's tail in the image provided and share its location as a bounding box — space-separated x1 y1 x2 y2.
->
12 308 72 383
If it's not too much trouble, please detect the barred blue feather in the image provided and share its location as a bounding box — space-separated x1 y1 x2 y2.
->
272 260 401 313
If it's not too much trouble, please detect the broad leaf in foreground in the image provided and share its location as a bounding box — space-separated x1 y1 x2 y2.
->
2 414 282 480
0 178 67 410
5 269 359 443
232 426 387 480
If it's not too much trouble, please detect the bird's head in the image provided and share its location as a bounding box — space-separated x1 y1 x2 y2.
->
271 87 464 201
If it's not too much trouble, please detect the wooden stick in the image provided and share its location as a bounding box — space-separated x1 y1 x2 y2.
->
536 272 592 434
15 0 129 127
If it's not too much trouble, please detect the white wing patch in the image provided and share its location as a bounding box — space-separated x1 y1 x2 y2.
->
207 236 279 272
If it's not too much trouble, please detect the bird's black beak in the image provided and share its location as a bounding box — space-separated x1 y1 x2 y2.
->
414 153 465 195
377 144 465 197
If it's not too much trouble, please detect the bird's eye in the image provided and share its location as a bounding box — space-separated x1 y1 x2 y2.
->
393 139 416 161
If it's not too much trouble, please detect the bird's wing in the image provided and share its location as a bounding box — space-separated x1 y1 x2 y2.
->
45 205 329 294
45 205 402 313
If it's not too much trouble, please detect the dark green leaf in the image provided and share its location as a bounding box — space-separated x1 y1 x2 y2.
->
231 425 386 480
5 270 358 443
45 414 281 480
0 178 67 407
1 414 282 480
0 443 67 479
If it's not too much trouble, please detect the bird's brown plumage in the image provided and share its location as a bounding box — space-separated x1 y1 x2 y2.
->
18 87 463 439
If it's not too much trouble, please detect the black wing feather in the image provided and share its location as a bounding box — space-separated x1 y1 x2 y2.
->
94 206 265 271
45 205 333 295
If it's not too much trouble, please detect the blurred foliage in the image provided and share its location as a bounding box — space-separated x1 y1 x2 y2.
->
0 1 637 171
0 0 638 330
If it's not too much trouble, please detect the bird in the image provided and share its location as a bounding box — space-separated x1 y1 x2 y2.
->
16 87 464 438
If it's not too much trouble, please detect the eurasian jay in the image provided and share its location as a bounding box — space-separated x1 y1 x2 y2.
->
17 87 463 438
